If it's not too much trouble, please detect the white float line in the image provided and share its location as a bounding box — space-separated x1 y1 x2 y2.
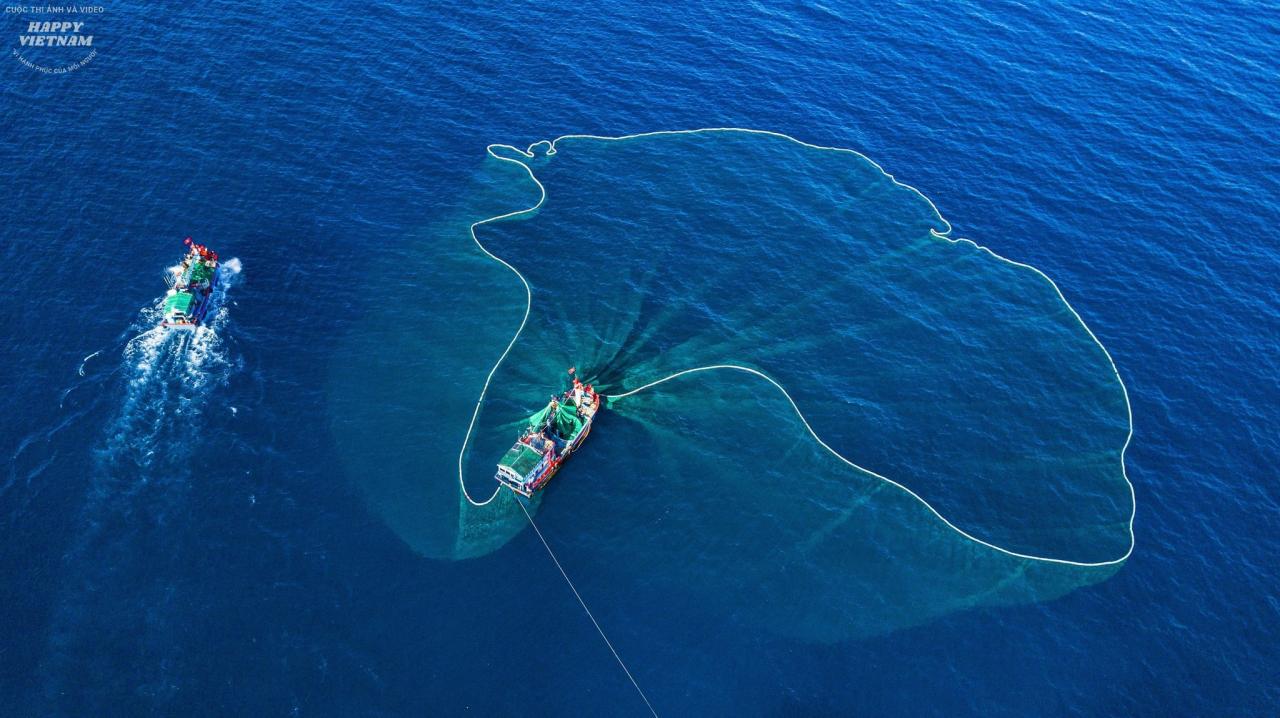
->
457 128 1135 569
514 493 659 717
456 148 547 507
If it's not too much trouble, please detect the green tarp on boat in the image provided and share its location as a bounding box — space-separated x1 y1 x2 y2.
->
187 262 215 284
163 292 195 314
527 402 585 439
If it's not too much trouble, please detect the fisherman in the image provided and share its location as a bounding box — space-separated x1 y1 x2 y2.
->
532 431 554 454
570 378 584 407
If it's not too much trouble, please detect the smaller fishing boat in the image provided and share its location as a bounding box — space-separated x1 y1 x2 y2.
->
495 369 601 497
162 238 220 327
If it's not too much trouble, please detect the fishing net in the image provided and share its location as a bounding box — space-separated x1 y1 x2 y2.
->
333 130 1133 636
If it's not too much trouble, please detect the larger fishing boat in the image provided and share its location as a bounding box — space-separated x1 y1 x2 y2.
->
162 238 220 327
495 371 601 497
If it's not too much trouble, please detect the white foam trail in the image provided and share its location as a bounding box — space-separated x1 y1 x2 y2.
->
40 258 245 703
77 350 102 376
456 129 1135 569
106 257 243 459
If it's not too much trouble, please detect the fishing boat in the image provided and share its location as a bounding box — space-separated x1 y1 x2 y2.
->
495 370 601 497
162 238 220 327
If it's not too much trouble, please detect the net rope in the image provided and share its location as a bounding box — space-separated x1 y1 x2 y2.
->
514 492 659 717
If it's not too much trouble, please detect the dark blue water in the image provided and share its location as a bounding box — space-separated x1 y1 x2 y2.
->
3 1 1277 715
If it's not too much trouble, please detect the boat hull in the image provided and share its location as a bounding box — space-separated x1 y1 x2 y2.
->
495 394 598 497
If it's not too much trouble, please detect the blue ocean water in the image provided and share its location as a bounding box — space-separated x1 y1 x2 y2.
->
2 1 1277 715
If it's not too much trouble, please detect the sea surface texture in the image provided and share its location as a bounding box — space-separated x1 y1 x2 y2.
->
2 1 1277 715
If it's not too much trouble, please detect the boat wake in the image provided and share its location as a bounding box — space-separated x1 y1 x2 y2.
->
106 257 241 456
38 258 243 708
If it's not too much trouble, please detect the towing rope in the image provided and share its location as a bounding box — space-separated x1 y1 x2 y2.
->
514 492 659 717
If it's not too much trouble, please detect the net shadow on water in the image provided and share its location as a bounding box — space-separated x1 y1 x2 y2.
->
558 375 1121 642
328 160 544 560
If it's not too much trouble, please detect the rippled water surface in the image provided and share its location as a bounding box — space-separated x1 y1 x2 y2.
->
2 1 1277 715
